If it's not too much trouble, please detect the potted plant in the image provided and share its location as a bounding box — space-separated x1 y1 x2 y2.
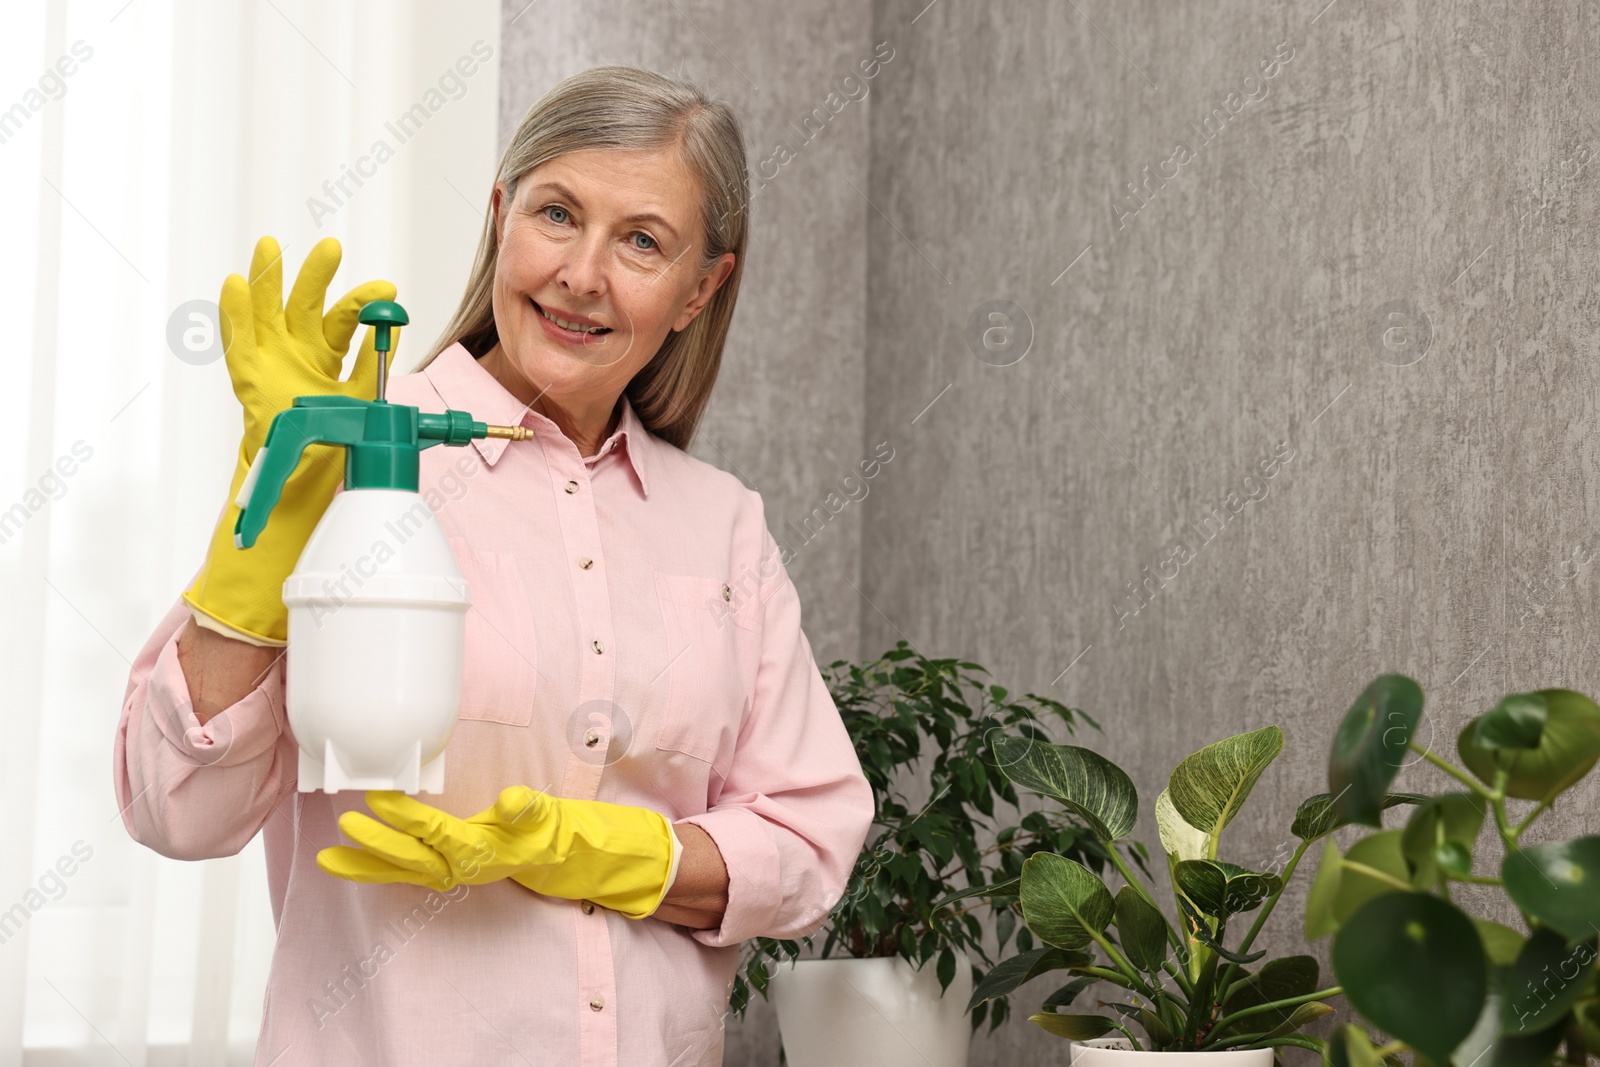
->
963 723 1359 1065
729 641 1124 1066
1305 674 1600 1066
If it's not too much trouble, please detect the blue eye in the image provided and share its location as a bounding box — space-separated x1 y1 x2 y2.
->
631 232 657 252
541 205 570 224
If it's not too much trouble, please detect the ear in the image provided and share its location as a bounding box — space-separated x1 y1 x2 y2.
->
672 252 736 332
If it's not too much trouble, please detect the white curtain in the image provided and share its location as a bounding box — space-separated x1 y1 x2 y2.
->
0 2 501 1062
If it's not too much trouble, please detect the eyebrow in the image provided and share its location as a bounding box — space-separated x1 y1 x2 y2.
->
528 181 681 241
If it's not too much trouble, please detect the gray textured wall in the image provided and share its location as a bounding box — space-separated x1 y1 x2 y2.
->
863 0 1599 1065
503 0 1599 1063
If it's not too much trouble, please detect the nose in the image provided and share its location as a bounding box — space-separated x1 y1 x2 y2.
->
553 229 608 301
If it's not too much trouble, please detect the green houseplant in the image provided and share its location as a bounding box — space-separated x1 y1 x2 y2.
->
1306 674 1600 1067
728 640 1127 1039
961 723 1360 1058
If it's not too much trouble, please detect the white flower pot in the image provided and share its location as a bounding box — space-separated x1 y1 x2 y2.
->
770 953 974 1067
1071 1037 1275 1067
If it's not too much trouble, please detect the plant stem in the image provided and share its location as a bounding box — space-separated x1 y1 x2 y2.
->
1107 843 1164 915
1338 860 1412 892
1413 743 1492 798
1215 839 1310 1004
1491 769 1515 849
1181 945 1221 1048
1205 986 1343 1039
1512 799 1551 841
1078 966 1138 990
1085 928 1158 1001
1108 1020 1145 1051
1374 1040 1406 1057
1162 958 1195 999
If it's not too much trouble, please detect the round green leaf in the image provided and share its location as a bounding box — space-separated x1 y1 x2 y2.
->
1452 962 1568 1067
1502 836 1600 942
1473 693 1548 751
1401 792 1486 888
1473 919 1527 967
1500 927 1595 1035
1169 725 1284 839
1019 852 1115 951
1459 689 1600 802
1328 1023 1382 1067
988 732 1139 841
1303 839 1344 940
1332 892 1488 1064
1333 830 1410 925
1029 1012 1116 1040
1329 675 1424 827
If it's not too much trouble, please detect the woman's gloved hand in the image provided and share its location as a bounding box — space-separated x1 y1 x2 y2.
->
182 236 397 645
315 787 684 920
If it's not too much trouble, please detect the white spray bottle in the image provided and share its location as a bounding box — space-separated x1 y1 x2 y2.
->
233 300 530 793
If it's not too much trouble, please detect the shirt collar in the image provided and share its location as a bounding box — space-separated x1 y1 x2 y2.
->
422 341 651 498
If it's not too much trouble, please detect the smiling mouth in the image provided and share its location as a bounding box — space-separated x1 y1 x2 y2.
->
530 298 612 336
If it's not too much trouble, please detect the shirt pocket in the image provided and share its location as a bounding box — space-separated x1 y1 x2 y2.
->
652 571 761 778
448 536 537 727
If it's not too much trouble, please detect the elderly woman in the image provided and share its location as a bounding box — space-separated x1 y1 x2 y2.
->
113 66 874 1066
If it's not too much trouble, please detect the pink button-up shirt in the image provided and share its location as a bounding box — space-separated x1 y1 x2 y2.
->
113 341 875 1066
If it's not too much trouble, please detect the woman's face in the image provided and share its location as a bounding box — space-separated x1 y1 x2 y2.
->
486 145 735 416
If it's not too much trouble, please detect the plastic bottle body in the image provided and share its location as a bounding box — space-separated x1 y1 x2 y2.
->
281 488 468 793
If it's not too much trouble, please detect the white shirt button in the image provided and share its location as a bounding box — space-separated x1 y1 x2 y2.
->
592 640 604 654
579 557 593 569
565 480 579 493
581 900 595 915
722 584 731 601
590 993 605 1011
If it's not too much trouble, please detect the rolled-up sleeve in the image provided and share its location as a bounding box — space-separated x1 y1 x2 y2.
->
676 522 875 948
112 589 298 861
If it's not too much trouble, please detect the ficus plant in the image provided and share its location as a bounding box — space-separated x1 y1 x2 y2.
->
727 641 1130 1037
1307 674 1600 1067
960 723 1363 1056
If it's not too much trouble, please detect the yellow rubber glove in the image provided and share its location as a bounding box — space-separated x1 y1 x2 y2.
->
182 235 397 645
316 787 683 920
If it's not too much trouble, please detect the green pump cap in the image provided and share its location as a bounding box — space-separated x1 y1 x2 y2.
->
233 299 514 550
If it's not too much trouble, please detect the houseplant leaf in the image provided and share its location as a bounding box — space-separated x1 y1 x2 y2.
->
1328 674 1424 827
1019 852 1114 952
1472 919 1527 967
1472 692 1548 750
1028 1012 1116 1040
1218 954 1319 1034
1168 725 1284 839
1303 839 1344 940
987 732 1139 841
1156 787 1209 860
1291 791 1423 840
1041 976 1097 1009
1332 891 1487 1063
1173 860 1281 918
1400 792 1486 889
1451 962 1567 1067
1260 1001 1335 1040
966 946 1090 1012
1458 689 1600 802
1328 1023 1382 1067
1113 885 1168 974
1499 926 1595 1035
1332 830 1409 926
1502 836 1600 942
